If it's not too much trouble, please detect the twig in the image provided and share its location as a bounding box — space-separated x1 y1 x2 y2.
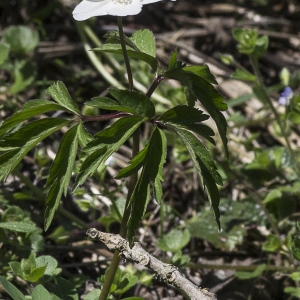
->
86 228 217 300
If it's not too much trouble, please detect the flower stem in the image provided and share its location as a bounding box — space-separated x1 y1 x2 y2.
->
117 16 133 91
119 129 140 238
98 129 140 300
250 54 300 175
98 17 139 300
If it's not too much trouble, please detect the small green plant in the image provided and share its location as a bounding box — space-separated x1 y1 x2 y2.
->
0 25 39 95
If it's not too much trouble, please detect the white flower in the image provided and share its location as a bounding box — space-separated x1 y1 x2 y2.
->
73 0 175 21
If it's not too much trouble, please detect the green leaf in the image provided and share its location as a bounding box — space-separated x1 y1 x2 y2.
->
88 88 155 118
47 81 80 115
164 67 226 110
0 42 10 65
163 67 228 155
263 189 282 204
157 229 190 253
232 28 268 57
167 49 185 71
36 256 60 277
175 251 190 266
159 105 215 144
231 68 256 82
85 97 121 111
115 273 138 294
2 25 39 55
46 124 80 195
10 59 36 94
0 100 67 137
44 124 81 230
255 35 269 57
104 30 141 52
0 118 69 181
32 285 52 300
2 206 28 221
183 65 218 84
289 272 300 281
77 122 94 148
10 254 47 283
9 262 24 278
21 253 36 275
73 147 107 190
187 199 261 250
130 29 156 57
127 127 166 243
262 234 281 252
172 251 191 267
0 221 37 233
288 110 300 124
175 129 222 185
159 105 209 124
74 116 145 190
188 216 246 251
43 183 61 232
23 265 47 282
219 54 235 65
83 289 101 300
0 275 27 300
109 89 155 118
232 28 257 54
115 144 148 179
174 129 222 229
49 277 78 300
235 264 266 280
284 287 300 298
93 44 158 72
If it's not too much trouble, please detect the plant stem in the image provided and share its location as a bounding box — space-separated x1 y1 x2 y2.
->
98 128 140 300
117 16 133 91
119 129 140 238
81 112 131 123
98 17 138 300
147 75 164 98
250 54 300 175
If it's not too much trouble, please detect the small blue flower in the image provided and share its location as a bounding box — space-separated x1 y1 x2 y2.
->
278 86 293 106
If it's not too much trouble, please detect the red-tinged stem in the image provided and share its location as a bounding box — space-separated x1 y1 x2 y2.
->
81 111 131 123
146 74 164 98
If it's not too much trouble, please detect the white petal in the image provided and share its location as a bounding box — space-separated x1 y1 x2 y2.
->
73 0 110 21
72 0 174 20
106 1 142 16
141 0 162 4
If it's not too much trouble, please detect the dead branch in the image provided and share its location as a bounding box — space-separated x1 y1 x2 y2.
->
86 228 217 300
